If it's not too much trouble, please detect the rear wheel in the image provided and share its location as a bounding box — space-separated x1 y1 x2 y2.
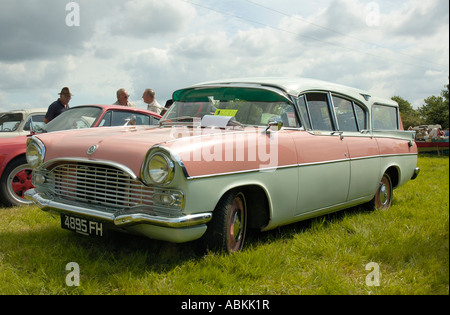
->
368 172 393 211
0 156 34 207
202 190 247 253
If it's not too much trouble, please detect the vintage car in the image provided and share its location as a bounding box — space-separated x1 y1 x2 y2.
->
0 105 161 207
0 108 47 138
25 78 420 253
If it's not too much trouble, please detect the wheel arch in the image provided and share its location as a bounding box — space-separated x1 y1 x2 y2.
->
216 184 272 230
384 165 400 189
1 153 27 180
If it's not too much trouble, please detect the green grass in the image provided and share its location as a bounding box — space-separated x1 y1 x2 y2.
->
0 155 448 295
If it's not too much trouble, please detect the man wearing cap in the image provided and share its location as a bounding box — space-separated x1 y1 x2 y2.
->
44 87 72 124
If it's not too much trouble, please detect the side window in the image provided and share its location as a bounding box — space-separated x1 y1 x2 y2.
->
110 111 155 126
333 96 358 132
305 93 334 131
99 111 112 127
111 111 131 126
135 114 151 125
24 114 46 131
151 116 160 125
372 104 398 130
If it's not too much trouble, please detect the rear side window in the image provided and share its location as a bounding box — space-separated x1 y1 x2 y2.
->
372 104 398 130
333 96 358 132
332 96 367 132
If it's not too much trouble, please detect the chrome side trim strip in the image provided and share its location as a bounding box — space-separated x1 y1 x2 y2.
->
186 153 417 180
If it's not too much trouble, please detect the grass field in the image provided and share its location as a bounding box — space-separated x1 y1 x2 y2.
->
0 155 448 295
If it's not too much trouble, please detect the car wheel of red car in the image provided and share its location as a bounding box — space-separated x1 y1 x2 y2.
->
0 156 34 207
203 190 248 253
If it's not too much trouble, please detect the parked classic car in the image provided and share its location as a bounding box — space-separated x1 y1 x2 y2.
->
25 78 420 253
0 108 47 138
0 105 161 207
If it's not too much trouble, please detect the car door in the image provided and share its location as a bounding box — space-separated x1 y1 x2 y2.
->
331 94 380 201
294 93 350 214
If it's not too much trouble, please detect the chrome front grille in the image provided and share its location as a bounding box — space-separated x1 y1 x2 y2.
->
51 163 154 210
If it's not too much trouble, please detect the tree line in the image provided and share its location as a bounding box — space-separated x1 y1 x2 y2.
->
393 81 449 130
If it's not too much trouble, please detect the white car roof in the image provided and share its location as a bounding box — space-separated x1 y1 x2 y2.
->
192 77 397 108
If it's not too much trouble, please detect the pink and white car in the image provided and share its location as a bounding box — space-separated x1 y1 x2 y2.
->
25 78 420 253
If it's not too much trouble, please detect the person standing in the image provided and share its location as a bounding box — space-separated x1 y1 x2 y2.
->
142 89 163 114
44 87 72 124
114 88 136 107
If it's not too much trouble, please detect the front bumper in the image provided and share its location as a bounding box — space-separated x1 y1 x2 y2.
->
25 189 212 243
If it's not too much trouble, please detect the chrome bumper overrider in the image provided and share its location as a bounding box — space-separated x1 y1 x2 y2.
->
25 189 212 229
411 167 420 180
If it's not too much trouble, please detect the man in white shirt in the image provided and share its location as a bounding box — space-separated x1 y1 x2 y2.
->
114 88 136 107
142 89 163 114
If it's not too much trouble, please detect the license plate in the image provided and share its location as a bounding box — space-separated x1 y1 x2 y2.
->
61 214 105 237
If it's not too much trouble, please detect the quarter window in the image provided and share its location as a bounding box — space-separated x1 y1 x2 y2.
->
372 104 398 130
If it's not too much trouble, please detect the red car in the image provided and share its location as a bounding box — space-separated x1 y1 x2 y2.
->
0 105 161 207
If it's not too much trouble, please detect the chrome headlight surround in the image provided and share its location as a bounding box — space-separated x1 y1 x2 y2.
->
26 137 46 168
142 151 175 186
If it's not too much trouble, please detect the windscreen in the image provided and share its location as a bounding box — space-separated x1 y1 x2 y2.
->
42 107 103 132
163 87 299 128
0 113 24 132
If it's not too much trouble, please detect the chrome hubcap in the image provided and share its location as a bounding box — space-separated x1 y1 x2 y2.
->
231 211 242 242
379 184 388 205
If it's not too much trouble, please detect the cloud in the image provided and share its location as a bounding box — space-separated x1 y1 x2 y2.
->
0 58 72 90
0 0 99 62
0 0 448 113
109 0 196 38
390 0 449 38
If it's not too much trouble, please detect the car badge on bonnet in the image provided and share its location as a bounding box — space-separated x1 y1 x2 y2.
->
87 145 98 155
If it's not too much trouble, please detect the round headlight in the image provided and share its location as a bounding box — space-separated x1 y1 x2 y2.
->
147 153 175 185
26 141 44 168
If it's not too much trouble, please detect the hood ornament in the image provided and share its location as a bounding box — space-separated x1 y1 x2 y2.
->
87 145 98 155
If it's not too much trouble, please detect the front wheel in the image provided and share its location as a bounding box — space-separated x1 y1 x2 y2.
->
0 156 34 207
202 190 248 253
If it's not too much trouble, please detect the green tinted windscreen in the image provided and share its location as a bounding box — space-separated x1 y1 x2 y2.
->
173 87 290 103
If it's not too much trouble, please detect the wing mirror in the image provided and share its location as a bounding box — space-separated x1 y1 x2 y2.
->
265 117 283 134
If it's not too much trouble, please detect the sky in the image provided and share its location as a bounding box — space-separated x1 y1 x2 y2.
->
0 0 448 112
